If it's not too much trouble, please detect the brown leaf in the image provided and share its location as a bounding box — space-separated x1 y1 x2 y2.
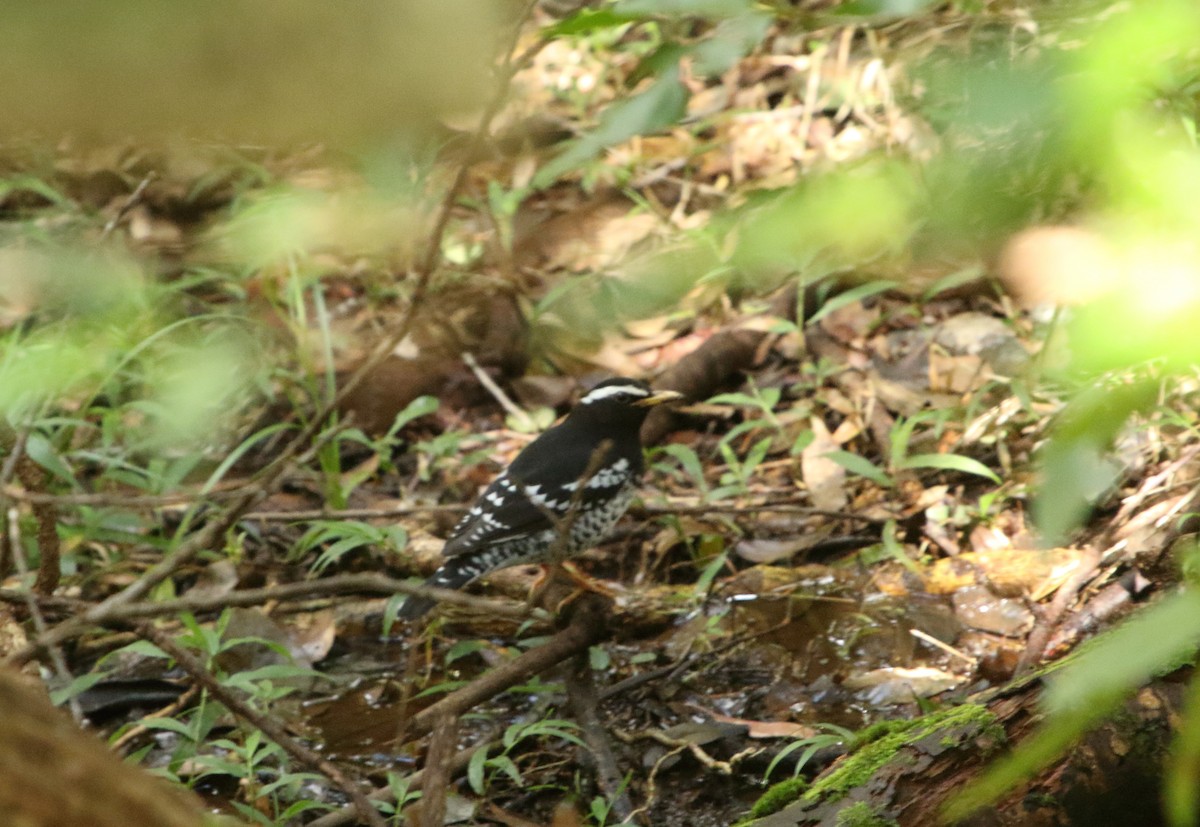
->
801 417 847 511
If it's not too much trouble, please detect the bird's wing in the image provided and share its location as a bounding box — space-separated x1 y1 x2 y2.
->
441 424 624 558
441 471 558 557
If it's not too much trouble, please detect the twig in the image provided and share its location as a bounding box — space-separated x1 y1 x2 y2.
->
462 351 534 431
417 715 458 827
0 572 535 624
101 172 157 238
312 603 609 827
404 596 609 743
7 504 83 723
4 421 347 667
110 685 201 754
242 504 466 521
565 653 638 824
306 735 501 827
0 485 245 507
13 455 60 594
135 622 387 827
634 499 886 522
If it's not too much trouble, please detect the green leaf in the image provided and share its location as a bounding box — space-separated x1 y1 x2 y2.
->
49 671 108 706
589 645 611 671
834 0 939 18
467 744 489 794
386 395 439 438
807 280 898 325
1045 590 1200 715
24 432 76 484
921 264 985 300
446 639 489 665
659 443 707 492
690 11 772 76
896 452 1000 484
534 67 688 187
1033 381 1155 544
541 8 639 38
949 590 1200 820
824 450 893 488
619 0 753 16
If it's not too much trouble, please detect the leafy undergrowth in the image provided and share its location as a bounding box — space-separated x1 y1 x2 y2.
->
1 1 1200 826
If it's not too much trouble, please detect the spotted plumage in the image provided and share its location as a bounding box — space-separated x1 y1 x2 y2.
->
396 378 683 620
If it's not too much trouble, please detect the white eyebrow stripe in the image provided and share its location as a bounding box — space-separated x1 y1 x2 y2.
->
580 383 650 404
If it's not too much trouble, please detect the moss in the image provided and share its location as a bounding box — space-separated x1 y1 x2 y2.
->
737 704 1005 825
803 704 1004 804
834 801 899 827
748 776 810 819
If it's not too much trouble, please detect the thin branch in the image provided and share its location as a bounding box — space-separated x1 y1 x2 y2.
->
135 622 387 827
0 573 534 623
242 504 466 521
565 653 639 824
462 351 534 431
404 597 609 743
101 172 157 238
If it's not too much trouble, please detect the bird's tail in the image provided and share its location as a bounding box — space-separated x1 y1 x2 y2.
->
395 559 482 621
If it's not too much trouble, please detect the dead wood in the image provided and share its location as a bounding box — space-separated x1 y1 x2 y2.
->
0 664 209 827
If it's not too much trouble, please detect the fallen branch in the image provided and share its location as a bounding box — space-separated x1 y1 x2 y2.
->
309 596 610 827
0 573 534 624
565 652 638 824
135 622 387 827
405 595 610 743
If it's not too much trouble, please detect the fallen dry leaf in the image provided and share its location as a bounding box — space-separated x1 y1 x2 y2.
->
801 416 848 511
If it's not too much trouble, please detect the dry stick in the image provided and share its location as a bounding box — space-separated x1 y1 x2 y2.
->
307 736 499 827
636 500 886 522
243 504 466 521
6 505 84 723
0 573 534 624
13 455 60 594
417 714 459 827
564 653 638 824
312 605 608 827
135 621 387 827
407 599 609 742
1 486 246 507
462 351 535 432
3 421 345 668
101 172 157 238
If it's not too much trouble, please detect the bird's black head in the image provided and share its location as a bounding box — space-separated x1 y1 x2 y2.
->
569 378 684 429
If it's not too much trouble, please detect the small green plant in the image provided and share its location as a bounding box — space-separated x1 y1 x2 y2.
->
764 722 856 781
824 409 1001 490
467 718 585 796
293 519 407 574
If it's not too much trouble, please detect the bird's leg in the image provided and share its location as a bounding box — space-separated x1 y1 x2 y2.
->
558 560 619 598
531 561 618 615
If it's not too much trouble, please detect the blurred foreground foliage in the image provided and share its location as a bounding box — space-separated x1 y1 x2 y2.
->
2 0 1200 823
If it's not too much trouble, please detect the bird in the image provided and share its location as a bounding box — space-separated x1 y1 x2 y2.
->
396 378 684 620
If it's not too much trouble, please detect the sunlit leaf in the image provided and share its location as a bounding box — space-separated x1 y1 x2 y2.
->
824 450 893 488
534 66 688 187
897 453 1001 484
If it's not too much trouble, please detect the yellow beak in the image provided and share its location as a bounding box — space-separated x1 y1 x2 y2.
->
633 389 686 408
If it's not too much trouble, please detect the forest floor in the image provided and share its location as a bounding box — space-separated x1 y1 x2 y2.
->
1 2 1198 826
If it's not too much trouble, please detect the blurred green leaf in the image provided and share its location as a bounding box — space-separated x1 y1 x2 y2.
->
825 450 893 488
897 453 1001 484
808 280 898 325
1034 381 1156 544
950 589 1200 819
534 66 688 187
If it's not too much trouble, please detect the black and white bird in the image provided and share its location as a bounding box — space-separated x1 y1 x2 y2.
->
396 378 683 620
